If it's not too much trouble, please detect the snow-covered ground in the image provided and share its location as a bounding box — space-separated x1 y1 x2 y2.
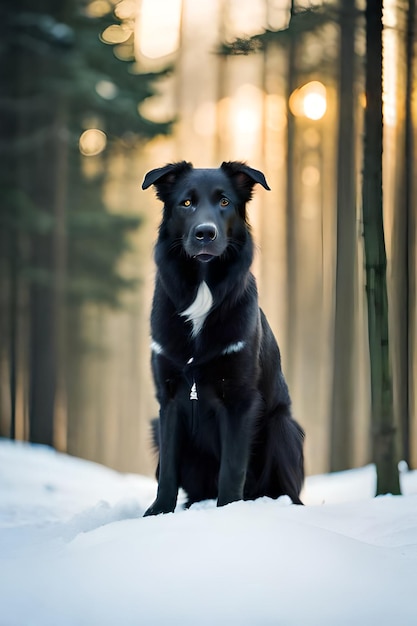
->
1 439 416 625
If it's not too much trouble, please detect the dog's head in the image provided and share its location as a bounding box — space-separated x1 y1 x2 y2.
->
142 161 270 263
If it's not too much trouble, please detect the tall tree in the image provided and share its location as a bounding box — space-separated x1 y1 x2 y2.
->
284 0 298 380
362 0 400 494
402 0 416 467
330 0 357 471
0 0 170 445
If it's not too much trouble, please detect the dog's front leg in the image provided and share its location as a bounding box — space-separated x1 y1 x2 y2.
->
144 401 181 516
217 400 255 507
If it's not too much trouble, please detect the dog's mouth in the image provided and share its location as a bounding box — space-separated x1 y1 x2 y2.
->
193 253 215 263
185 238 227 262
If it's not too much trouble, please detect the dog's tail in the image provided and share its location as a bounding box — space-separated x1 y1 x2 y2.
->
150 417 160 451
259 407 305 505
149 418 160 480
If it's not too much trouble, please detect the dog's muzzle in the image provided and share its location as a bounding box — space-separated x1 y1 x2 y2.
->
186 222 225 262
193 222 218 243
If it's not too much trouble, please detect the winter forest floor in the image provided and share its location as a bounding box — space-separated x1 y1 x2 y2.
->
1 439 417 625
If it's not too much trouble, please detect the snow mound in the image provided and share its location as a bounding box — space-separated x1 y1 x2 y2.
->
1 439 416 625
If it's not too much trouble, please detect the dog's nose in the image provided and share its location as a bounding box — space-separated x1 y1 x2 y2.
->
194 223 218 243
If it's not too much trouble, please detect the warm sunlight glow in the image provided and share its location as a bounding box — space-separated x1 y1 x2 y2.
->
138 0 182 59
289 81 327 121
231 84 263 158
225 0 266 38
79 129 107 156
303 91 327 120
193 101 217 137
382 0 398 126
234 107 260 134
232 85 263 133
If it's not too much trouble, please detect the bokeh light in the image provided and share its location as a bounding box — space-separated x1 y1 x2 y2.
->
232 84 263 134
79 129 107 156
85 0 112 18
114 0 137 20
101 24 132 45
302 165 321 186
138 0 182 59
95 80 118 100
289 81 327 120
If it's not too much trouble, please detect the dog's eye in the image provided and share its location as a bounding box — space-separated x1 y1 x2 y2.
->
220 198 229 207
182 199 192 208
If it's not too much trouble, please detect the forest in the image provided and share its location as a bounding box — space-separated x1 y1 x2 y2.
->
0 0 415 493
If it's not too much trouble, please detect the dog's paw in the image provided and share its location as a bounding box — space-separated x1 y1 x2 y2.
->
143 499 176 517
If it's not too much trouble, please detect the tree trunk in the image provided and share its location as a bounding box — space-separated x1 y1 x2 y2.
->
362 0 400 495
402 0 416 467
330 0 357 471
27 102 57 446
8 233 18 439
285 0 297 379
52 96 69 452
25 0 71 448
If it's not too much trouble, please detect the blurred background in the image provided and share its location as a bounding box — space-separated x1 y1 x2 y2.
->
0 0 415 479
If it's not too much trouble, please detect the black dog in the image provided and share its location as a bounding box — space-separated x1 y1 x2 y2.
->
142 161 304 516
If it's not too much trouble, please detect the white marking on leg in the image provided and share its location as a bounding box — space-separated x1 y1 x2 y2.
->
151 340 164 355
180 281 213 337
189 381 198 400
222 341 246 355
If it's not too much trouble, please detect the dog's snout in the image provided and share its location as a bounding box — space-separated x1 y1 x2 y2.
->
194 223 218 243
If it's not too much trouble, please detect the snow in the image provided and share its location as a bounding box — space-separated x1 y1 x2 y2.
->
1 439 416 625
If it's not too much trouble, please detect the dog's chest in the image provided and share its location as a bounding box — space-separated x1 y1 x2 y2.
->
179 281 213 338
151 279 249 407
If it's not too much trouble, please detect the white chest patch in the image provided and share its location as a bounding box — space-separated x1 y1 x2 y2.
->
180 281 213 338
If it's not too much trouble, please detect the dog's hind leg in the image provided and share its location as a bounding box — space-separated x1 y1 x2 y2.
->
273 411 305 504
254 407 305 505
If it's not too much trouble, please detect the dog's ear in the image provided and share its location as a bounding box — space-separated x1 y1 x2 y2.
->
142 161 192 201
221 162 270 202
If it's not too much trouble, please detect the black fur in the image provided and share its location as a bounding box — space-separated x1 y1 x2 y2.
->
142 161 304 516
